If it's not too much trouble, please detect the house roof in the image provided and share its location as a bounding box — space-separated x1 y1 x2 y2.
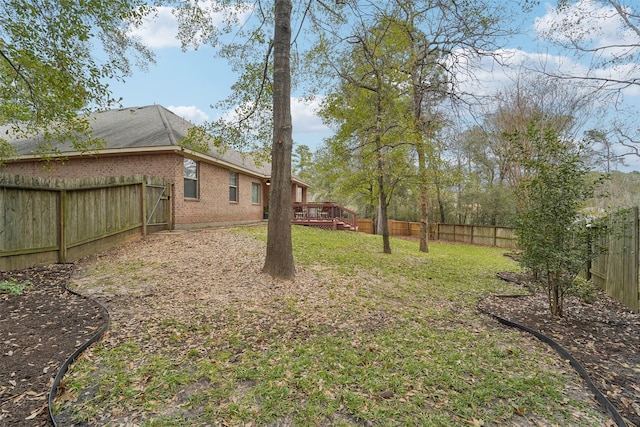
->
3 105 293 182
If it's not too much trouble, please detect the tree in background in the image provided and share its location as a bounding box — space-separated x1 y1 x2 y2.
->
510 120 605 316
292 144 313 181
483 72 596 189
318 13 416 254
315 0 520 251
389 0 514 252
447 127 518 226
538 0 640 155
0 0 154 162
307 144 380 219
433 71 601 227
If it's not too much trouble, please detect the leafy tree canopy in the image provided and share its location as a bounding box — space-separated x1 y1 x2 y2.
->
0 0 154 161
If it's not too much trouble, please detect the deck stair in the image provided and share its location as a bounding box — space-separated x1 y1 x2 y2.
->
291 202 358 231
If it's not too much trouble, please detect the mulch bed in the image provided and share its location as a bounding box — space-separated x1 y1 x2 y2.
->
478 272 640 427
0 265 106 427
1 264 638 426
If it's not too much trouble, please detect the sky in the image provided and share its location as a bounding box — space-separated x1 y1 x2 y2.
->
109 0 640 168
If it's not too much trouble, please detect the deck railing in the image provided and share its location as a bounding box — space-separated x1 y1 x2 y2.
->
291 202 358 231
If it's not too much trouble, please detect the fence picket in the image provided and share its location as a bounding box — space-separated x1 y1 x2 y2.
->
0 174 170 271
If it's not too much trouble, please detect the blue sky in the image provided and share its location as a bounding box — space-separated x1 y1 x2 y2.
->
110 0 640 167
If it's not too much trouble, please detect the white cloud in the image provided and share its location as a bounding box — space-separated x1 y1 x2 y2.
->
129 7 182 49
450 48 564 97
291 97 332 150
291 97 329 134
168 105 209 125
214 97 330 149
451 43 640 105
534 0 640 59
128 2 253 50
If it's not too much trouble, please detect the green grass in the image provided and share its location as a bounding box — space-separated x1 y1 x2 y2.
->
55 226 606 426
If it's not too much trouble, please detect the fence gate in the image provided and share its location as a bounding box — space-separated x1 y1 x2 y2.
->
145 181 172 230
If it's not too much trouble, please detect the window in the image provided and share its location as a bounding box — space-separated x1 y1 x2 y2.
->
229 171 238 202
184 158 198 199
251 182 261 204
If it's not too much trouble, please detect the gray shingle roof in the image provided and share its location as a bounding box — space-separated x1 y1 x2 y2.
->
4 105 271 177
86 105 190 149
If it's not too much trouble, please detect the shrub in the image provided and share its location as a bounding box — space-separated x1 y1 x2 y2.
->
567 276 598 304
510 120 606 316
0 279 27 295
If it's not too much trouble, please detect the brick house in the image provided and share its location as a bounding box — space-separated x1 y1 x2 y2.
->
1 105 308 229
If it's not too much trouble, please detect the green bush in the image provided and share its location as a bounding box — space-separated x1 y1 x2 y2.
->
510 121 605 316
0 279 27 295
567 277 598 304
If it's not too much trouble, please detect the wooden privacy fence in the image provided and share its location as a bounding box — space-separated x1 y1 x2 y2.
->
357 219 518 249
1 174 171 271
587 207 639 313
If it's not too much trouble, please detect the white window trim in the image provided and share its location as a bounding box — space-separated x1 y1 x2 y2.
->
229 171 239 203
184 158 199 199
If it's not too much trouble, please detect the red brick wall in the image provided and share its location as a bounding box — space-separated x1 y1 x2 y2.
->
1 153 178 180
1 153 264 228
177 161 263 226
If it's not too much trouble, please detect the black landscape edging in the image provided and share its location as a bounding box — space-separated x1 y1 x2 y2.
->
478 273 627 427
48 265 110 427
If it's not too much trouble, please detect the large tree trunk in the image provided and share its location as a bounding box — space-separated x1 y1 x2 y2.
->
376 135 391 254
379 176 391 254
411 47 429 254
416 141 429 253
262 0 295 279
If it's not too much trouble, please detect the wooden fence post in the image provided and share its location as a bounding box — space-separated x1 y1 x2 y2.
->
58 190 67 262
634 206 639 312
141 181 147 235
168 183 174 230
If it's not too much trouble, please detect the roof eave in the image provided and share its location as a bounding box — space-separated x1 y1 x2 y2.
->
10 146 273 181
181 148 271 180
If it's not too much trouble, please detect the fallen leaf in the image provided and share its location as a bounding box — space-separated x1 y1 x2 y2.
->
24 404 45 420
378 390 394 399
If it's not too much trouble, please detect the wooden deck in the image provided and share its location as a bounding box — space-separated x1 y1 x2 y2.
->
291 202 358 231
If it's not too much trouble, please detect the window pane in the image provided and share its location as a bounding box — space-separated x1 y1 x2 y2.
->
184 158 197 179
229 171 238 202
184 179 197 198
184 158 198 198
252 183 260 203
